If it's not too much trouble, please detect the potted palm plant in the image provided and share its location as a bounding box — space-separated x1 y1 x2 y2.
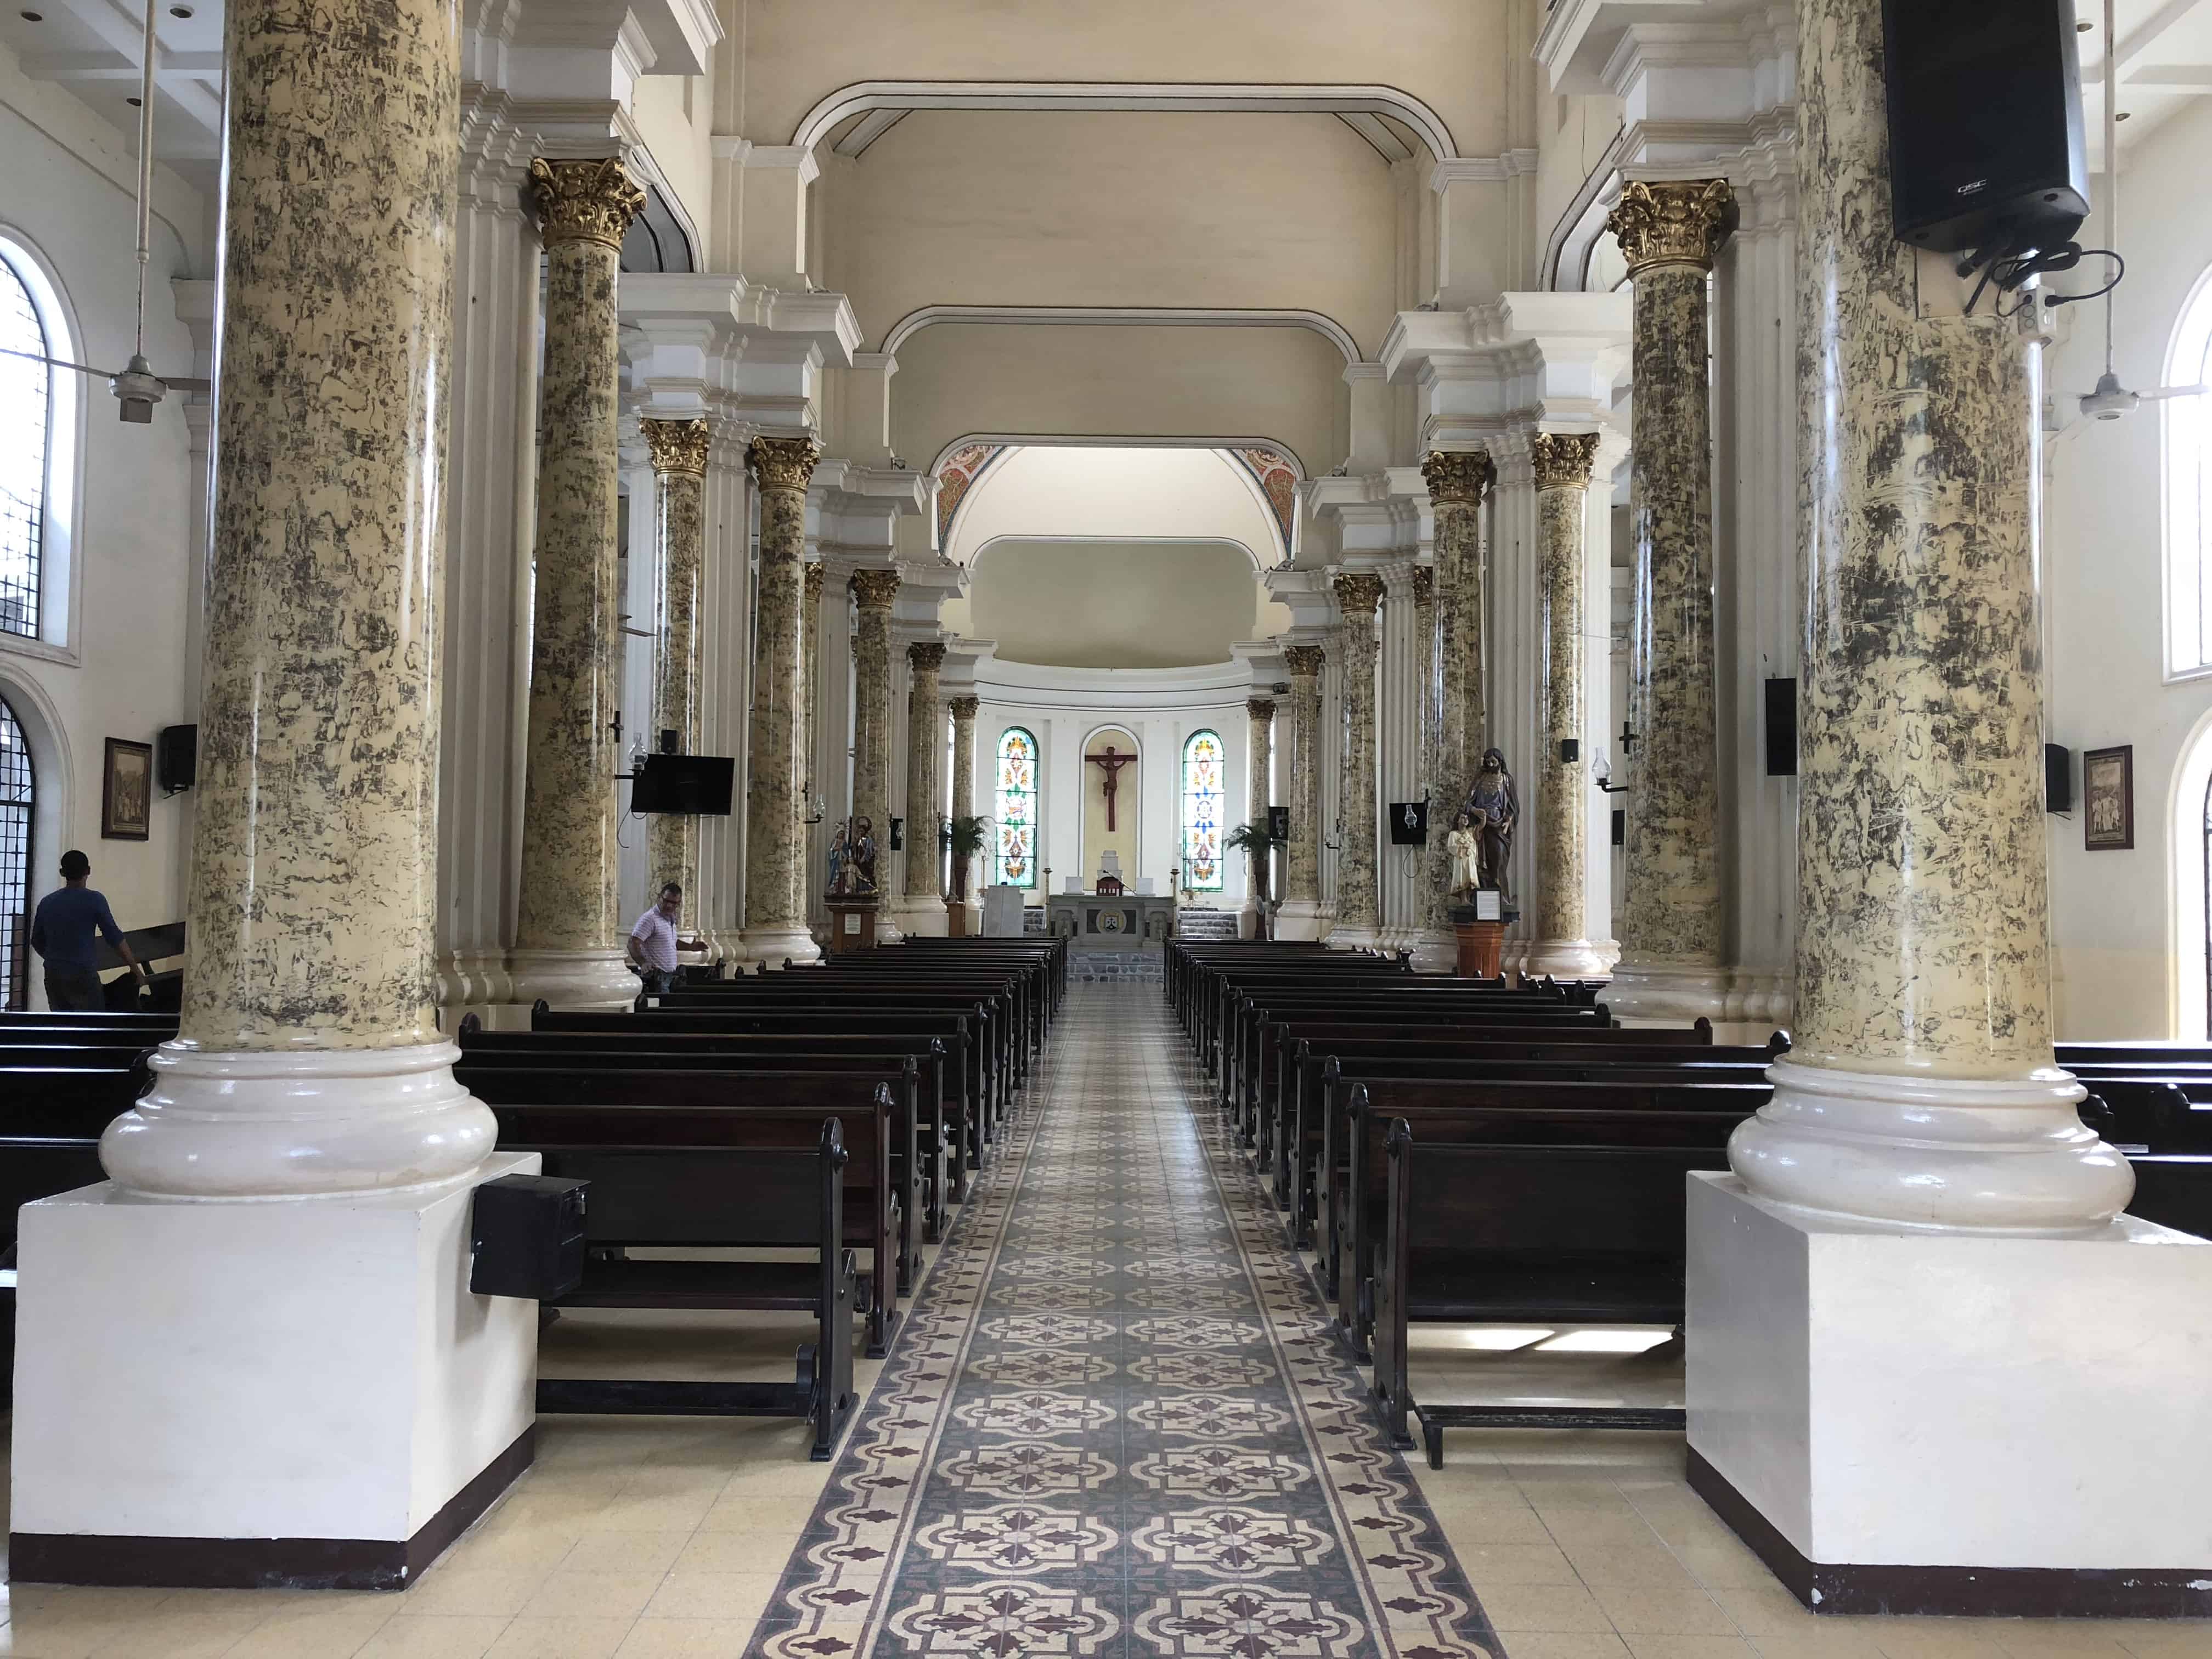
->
1223 817 1287 937
944 813 992 936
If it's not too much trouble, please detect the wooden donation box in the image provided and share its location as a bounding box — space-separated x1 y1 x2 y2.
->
826 893 879 954
1452 889 1505 979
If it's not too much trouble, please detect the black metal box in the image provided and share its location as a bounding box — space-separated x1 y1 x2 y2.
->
470 1174 588 1301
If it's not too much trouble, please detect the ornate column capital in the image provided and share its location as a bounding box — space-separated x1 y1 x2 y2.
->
528 156 645 251
909 640 947 673
949 695 980 720
1606 178 1737 276
804 561 825 605
1421 449 1496 506
1530 431 1602 492
1411 566 1435 606
1334 573 1385 617
640 416 709 477
1284 644 1327 678
851 567 902 610
1246 698 1276 725
748 434 823 492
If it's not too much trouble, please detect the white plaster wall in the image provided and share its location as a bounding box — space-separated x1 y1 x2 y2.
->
0 69 208 1001
631 74 716 244
2045 98 2212 1039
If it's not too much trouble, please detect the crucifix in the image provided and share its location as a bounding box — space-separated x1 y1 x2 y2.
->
1085 744 1135 832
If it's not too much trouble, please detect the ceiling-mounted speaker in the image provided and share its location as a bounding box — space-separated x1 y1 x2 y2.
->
1880 0 2089 255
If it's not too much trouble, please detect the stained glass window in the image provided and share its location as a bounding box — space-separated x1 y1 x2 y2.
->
1 696 30 1011
0 247 49 640
995 726 1039 888
1182 729 1224 891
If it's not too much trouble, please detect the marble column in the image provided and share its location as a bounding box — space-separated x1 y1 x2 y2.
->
101 0 488 1196
1726 0 2126 1233
1278 644 1327 940
508 156 645 1009
742 436 823 967
642 416 708 912
851 568 901 928
1523 433 1608 979
1242 697 1273 938
1411 563 1454 970
901 641 949 935
949 694 979 929
1331 575 1384 951
1424 450 1496 810
1606 179 1736 1023
802 560 827 936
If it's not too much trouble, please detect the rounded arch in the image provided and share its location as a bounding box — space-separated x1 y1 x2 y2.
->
793 81 1459 167
938 441 1299 566
1079 723 1141 886
883 304 1362 366
2163 260 2212 678
0 223 84 650
0 669 74 1010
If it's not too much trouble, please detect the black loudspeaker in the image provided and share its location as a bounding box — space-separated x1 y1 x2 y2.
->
470 1174 588 1301
1388 802 1428 847
1267 805 1290 842
1881 0 2087 255
1611 809 1626 848
889 816 904 851
157 723 196 794
2046 742 2073 814
1764 679 1798 777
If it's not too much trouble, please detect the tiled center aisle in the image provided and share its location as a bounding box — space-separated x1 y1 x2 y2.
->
752 980 1502 1659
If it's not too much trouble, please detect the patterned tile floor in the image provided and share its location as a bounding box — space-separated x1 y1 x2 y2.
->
746 982 1499 1659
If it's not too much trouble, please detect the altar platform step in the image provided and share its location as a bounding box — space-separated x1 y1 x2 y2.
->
1071 947 1164 983
1176 909 1240 941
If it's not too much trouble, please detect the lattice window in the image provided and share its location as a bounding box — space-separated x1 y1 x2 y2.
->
0 696 30 1009
0 249 48 640
994 726 1038 888
1182 729 1224 891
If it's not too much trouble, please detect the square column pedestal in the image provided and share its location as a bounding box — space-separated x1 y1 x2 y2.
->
10 1152 541 1589
1686 1172 2212 1616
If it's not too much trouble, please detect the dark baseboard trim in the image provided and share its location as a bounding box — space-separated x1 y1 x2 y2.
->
1688 1446 2212 1618
11 1425 534 1592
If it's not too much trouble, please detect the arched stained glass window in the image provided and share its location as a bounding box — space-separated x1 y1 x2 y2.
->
1 696 31 1010
995 726 1039 888
1182 729 1224 891
0 249 50 640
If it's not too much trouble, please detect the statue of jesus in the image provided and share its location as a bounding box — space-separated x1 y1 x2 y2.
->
1085 744 1135 832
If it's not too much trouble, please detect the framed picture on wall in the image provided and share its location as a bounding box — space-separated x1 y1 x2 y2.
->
2083 744 2134 851
102 738 153 841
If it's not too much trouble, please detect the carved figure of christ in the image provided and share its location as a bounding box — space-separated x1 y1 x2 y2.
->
1086 745 1136 832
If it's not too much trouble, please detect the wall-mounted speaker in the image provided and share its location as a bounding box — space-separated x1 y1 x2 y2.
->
2045 742 2073 814
157 723 197 794
1763 680 1798 777
888 816 905 851
1880 0 2088 255
1388 802 1428 847
1267 805 1289 842
1611 809 1626 848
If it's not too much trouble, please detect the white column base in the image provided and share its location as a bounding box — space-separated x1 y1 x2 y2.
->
1521 938 1612 980
10 1152 541 1589
1274 899 1324 943
1686 1172 2212 1615
504 946 638 1011
1408 927 1457 974
891 895 949 938
1731 1058 2134 1233
102 1041 499 1199
1328 924 1381 953
436 949 515 1017
742 926 823 968
1601 961 1728 1023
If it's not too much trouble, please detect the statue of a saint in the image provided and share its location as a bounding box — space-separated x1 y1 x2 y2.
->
1445 810 1485 902
826 820 850 896
850 816 879 894
1463 747 1518 901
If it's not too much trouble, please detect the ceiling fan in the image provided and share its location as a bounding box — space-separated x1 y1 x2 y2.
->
2077 0 2207 420
0 0 207 422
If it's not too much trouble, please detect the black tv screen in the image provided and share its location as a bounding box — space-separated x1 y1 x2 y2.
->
631 754 736 815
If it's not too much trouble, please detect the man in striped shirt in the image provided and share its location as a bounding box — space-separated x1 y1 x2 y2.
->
625 882 684 996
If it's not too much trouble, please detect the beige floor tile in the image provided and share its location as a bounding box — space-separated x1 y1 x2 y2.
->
1746 1630 1894 1659
637 1573 783 1623
1624 1639 1760 1659
1481 1635 1632 1659
1864 1619 2016 1659
1991 1633 2142 1659
442 1526 591 1577
514 1576 665 1623
223 1612 396 1658
402 1572 552 1620
670 1532 801 1575
608 1621 761 1659
1432 1502 1560 1547
2113 1629 2212 1658
1588 1582 1741 1637
554 1536 691 1579
1707 1584 1832 1638
585 1494 719 1534
354 1616 516 1659
1671 1542 1787 1592
1469 1580 1619 1634
481 1616 636 1659
1452 1542 1582 1585
1562 1541 1706 1588
694 1494 822 1535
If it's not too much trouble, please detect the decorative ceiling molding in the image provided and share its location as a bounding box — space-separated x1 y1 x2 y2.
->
1337 111 1413 163
789 80 1460 162
882 304 1362 365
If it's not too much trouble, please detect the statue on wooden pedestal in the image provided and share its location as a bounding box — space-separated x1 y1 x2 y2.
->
827 816 879 896
1462 747 1518 901
1446 811 1483 902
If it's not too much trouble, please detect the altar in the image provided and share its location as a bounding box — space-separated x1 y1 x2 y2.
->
1046 891 1177 949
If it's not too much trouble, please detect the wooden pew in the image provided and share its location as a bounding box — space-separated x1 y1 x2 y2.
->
505 1116 859 1460
466 1069 910 1357
1374 1118 1730 1467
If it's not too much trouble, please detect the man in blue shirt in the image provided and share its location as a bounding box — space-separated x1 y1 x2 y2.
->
30 850 148 1012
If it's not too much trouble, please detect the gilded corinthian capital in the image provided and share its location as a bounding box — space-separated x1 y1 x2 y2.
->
747 435 822 493
1283 644 1326 679
1530 431 1603 492
1334 573 1385 617
1246 698 1274 725
909 640 947 674
641 417 710 477
804 562 825 605
1605 179 1736 276
851 568 901 610
1421 449 1496 506
950 696 980 721
528 157 646 251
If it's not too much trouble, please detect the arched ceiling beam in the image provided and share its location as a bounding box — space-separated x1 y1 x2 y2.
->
883 304 1362 366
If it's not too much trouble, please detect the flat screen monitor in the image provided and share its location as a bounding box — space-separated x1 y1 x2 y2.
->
631 754 736 815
